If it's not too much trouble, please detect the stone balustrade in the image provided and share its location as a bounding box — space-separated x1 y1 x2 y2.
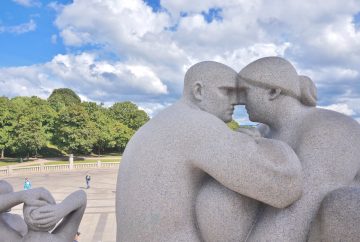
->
0 161 120 176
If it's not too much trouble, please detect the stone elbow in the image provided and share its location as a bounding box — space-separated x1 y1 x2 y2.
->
274 171 303 208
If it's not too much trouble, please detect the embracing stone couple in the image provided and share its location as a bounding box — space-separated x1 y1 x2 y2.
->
116 57 360 242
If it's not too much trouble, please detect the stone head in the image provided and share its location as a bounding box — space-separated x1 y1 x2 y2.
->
237 56 317 123
183 61 240 123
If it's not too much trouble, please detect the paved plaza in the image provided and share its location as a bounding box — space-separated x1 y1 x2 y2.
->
2 168 118 242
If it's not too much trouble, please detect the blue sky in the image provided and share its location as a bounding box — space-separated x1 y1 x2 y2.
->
0 0 360 123
0 0 69 66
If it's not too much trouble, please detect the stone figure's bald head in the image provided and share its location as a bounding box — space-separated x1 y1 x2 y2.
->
183 61 238 96
182 61 239 122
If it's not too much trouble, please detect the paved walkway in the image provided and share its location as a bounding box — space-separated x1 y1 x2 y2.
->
2 169 118 242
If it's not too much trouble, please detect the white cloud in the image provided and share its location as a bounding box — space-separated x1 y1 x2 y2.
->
300 66 359 85
2 0 360 119
0 52 168 103
319 103 356 116
0 19 36 34
12 0 41 7
137 102 172 117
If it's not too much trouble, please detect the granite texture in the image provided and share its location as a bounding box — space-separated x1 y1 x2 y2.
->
116 61 303 242
237 57 360 241
0 180 86 242
308 186 360 242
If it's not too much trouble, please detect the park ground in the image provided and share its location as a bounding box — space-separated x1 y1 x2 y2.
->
3 168 118 242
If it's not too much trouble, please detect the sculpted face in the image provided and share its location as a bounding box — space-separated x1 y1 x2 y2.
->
238 81 273 123
201 84 239 123
186 61 240 123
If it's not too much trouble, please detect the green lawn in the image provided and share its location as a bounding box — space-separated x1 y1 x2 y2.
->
0 158 34 167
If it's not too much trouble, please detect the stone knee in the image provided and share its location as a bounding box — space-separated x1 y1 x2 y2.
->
309 187 360 242
196 178 259 242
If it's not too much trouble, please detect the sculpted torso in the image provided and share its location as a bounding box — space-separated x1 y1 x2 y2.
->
196 57 360 242
116 61 303 242
116 102 301 242
117 102 205 242
248 108 360 241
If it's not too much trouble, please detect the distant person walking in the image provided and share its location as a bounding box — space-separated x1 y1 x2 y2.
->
85 174 91 189
23 178 31 190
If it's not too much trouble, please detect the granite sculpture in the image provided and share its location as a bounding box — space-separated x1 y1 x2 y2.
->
0 180 86 242
116 61 303 242
238 57 360 241
0 180 54 240
198 56 360 241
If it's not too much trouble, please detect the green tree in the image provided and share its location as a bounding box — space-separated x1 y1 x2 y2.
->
48 88 81 111
82 102 113 156
9 97 55 158
53 105 96 154
0 97 13 158
110 121 134 152
11 114 48 158
28 96 57 140
227 120 240 131
109 101 149 130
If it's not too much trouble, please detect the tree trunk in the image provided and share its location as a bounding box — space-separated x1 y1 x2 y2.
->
1 149 4 159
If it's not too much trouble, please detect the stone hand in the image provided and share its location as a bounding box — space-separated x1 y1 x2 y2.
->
29 204 63 229
23 187 56 207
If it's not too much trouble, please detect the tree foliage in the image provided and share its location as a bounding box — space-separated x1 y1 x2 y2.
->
11 115 47 158
53 105 97 154
109 101 149 130
110 121 134 152
227 119 240 131
0 97 13 158
48 88 81 111
0 89 150 157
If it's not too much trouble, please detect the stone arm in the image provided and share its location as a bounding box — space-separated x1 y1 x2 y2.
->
0 191 26 213
52 190 87 241
247 121 360 241
191 117 302 208
0 188 55 213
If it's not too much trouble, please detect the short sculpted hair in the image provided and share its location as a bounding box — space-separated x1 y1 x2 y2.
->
183 61 238 102
238 56 317 107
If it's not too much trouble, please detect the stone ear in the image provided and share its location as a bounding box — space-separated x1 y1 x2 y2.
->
193 81 204 101
268 88 281 101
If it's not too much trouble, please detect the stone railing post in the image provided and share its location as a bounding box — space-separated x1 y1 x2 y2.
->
69 154 74 170
7 165 12 175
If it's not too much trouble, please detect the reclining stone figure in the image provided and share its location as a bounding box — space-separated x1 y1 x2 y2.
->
0 180 86 242
0 180 55 241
